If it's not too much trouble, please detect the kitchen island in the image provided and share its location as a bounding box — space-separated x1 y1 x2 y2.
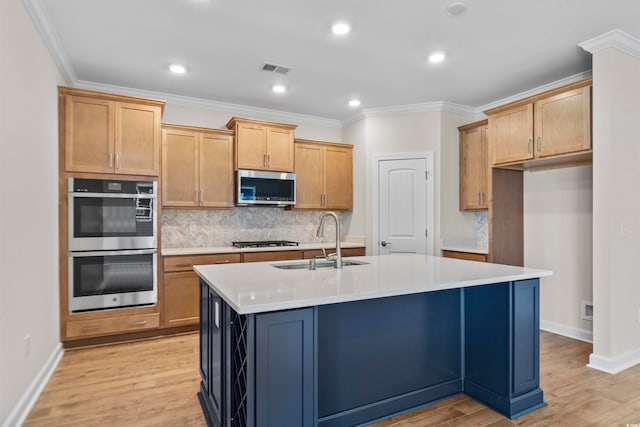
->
194 254 552 427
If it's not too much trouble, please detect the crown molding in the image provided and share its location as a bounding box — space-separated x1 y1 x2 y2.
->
22 0 77 84
476 70 593 114
74 80 342 128
579 29 640 60
341 100 477 127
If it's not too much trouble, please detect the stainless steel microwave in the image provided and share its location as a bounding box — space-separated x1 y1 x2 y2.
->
236 170 296 206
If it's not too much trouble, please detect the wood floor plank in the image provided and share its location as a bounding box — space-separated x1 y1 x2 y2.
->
22 331 640 426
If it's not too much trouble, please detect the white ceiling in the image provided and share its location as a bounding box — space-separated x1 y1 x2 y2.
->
32 0 640 122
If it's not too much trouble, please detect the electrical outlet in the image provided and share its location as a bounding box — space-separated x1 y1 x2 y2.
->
24 335 31 359
189 221 197 232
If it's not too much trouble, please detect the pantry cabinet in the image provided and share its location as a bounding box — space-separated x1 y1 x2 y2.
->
459 120 488 211
487 79 591 168
162 124 234 208
59 87 163 176
294 139 353 210
226 117 297 172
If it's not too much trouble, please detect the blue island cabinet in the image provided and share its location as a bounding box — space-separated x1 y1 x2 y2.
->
198 280 314 427
198 278 544 427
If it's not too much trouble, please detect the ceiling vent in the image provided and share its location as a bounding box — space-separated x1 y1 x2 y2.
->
262 63 291 75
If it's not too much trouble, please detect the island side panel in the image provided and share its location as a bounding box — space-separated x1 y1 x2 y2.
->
464 279 544 419
316 289 462 427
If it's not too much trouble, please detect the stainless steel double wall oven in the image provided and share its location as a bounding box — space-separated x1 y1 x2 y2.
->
67 178 158 312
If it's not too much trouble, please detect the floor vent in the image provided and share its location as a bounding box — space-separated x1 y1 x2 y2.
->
261 62 291 74
581 300 593 321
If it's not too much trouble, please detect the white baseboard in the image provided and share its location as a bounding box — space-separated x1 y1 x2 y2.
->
2 343 64 427
588 347 640 374
540 319 593 343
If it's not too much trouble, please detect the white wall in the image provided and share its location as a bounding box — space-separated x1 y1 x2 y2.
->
524 166 593 340
343 111 477 255
161 103 343 143
0 0 64 423
591 46 640 366
439 112 478 240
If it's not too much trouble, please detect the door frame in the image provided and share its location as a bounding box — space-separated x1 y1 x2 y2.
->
372 152 435 256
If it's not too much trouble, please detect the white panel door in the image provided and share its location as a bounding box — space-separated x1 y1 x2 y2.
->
378 158 427 255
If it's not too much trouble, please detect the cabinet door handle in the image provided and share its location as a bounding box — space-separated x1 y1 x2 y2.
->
129 320 147 327
537 137 542 152
195 190 199 203
263 153 267 167
214 301 220 328
215 260 231 264
528 138 532 154
481 192 485 206
200 190 204 204
478 193 481 206
108 152 113 168
115 154 120 169
267 153 271 167
175 263 192 268
81 325 100 332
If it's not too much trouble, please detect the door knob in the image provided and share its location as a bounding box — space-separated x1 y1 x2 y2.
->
381 241 391 247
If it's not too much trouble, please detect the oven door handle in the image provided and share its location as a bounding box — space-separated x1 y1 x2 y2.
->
68 249 157 257
69 192 156 199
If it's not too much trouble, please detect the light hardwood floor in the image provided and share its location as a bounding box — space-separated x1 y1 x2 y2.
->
24 331 640 426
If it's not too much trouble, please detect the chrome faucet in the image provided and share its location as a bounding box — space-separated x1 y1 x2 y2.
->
316 212 342 268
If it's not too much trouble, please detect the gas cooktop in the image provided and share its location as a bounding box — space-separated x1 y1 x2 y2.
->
232 240 299 248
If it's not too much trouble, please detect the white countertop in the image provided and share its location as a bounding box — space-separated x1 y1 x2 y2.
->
441 239 489 255
162 241 365 257
194 254 552 315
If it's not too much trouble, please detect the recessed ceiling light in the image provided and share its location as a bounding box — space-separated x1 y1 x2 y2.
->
428 52 446 64
332 22 351 35
348 99 361 108
271 84 287 94
446 2 467 16
169 64 186 74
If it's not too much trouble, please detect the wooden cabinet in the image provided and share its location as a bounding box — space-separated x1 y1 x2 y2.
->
487 79 591 168
303 247 365 259
226 117 297 172
459 120 488 211
242 250 304 263
442 250 487 263
162 124 234 208
294 139 353 210
60 87 164 176
163 254 240 327
66 313 160 339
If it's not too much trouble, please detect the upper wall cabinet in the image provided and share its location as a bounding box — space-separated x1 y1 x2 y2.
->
59 87 164 176
459 120 488 211
294 139 353 210
225 117 297 172
486 79 591 169
162 124 234 208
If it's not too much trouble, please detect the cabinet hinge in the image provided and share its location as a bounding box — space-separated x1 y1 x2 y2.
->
425 171 429 180
425 229 428 238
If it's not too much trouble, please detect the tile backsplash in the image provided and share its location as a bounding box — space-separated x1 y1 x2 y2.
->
474 211 488 246
161 208 344 248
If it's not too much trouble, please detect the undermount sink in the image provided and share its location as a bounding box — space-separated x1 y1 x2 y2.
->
272 259 369 270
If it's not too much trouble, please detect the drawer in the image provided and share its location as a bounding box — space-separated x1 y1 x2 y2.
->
303 247 365 259
163 253 241 272
242 250 303 263
66 313 160 339
442 250 487 263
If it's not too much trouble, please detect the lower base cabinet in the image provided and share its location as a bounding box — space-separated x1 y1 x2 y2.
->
198 279 543 426
198 281 314 427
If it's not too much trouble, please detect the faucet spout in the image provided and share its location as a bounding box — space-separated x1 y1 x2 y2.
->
316 212 342 268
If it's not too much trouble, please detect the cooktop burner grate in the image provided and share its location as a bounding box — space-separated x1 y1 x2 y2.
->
232 240 299 248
